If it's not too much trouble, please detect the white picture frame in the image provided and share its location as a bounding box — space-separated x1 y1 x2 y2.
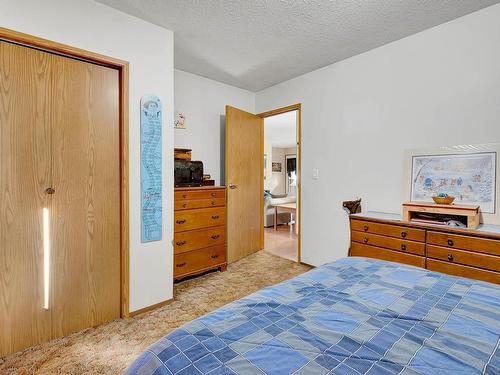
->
403 143 500 225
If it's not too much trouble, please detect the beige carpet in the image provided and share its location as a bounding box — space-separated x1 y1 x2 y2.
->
0 251 311 375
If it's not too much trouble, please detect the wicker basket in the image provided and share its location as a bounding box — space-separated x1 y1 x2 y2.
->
432 196 455 205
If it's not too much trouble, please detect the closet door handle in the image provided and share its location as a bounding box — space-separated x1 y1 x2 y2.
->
45 187 55 194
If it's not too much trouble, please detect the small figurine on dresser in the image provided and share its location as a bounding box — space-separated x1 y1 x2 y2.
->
343 198 362 214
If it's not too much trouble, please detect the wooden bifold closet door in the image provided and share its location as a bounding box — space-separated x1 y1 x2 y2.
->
0 40 120 356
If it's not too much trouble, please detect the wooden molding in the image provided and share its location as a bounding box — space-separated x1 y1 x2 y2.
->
129 298 173 317
257 103 302 118
0 27 130 319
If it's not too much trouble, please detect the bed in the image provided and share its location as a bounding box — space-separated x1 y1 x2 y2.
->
125 257 500 375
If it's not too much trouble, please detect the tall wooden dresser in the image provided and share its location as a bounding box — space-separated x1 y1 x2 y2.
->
174 186 227 280
349 212 500 284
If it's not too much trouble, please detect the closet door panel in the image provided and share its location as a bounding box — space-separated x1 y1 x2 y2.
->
0 41 53 355
50 55 120 336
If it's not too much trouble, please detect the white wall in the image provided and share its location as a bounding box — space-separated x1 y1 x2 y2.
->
264 142 273 191
0 0 175 312
174 69 255 185
256 4 500 266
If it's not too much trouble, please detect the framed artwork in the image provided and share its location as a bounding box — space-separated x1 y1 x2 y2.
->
404 143 500 224
272 162 282 172
411 153 496 213
174 111 186 129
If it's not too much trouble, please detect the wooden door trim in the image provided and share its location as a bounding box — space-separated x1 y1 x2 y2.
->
0 27 130 318
258 104 302 264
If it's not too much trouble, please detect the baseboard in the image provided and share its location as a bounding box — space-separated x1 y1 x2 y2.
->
129 298 173 317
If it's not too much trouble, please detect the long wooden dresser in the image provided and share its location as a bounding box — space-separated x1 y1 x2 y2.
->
349 212 500 284
174 186 227 280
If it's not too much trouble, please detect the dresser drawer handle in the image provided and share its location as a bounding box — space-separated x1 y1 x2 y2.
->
401 231 407 238
182 203 187 208
211 201 216 205
176 219 186 224
176 262 186 268
211 234 220 240
447 253 454 261
176 240 187 246
211 192 217 197
401 244 407 251
211 254 219 259
447 239 454 247
363 225 369 232
182 194 187 198
363 237 369 244
211 215 220 220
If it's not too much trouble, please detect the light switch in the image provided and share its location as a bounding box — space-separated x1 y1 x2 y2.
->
312 168 319 180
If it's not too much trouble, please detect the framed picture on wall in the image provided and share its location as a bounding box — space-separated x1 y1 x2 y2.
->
411 152 496 213
272 162 282 172
404 143 500 224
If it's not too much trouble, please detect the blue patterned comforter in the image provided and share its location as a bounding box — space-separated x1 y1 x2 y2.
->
125 257 500 375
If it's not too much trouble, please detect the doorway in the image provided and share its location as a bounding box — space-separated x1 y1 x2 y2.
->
259 105 301 262
224 104 301 264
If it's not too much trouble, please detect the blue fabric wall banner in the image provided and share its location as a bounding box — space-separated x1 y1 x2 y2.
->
140 95 162 242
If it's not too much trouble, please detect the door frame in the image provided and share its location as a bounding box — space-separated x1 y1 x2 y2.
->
0 27 131 317
258 104 302 263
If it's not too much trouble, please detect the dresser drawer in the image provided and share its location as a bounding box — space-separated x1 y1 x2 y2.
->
175 207 226 232
174 226 225 254
427 231 500 256
350 242 425 268
174 245 226 277
175 197 225 211
427 245 500 272
351 230 425 256
427 259 500 284
351 219 425 242
175 189 225 201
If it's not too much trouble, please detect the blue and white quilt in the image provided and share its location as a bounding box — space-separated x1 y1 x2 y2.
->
125 257 500 375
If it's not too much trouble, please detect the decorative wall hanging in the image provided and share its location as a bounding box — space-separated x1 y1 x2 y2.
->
272 162 282 172
174 111 186 129
404 143 500 224
141 95 162 242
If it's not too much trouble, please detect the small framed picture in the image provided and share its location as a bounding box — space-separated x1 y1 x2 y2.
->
174 111 186 129
272 162 282 172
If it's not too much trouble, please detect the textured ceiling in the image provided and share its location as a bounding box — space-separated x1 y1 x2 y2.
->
97 0 500 91
265 111 297 148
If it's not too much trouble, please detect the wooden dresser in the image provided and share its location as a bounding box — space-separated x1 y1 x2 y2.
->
174 186 227 280
349 212 500 284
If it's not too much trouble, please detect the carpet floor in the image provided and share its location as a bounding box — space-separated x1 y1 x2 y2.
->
0 251 311 375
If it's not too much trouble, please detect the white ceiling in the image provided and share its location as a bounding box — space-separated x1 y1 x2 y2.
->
264 111 297 148
97 0 499 91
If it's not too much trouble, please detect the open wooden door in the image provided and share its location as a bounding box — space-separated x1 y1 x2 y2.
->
225 106 263 263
